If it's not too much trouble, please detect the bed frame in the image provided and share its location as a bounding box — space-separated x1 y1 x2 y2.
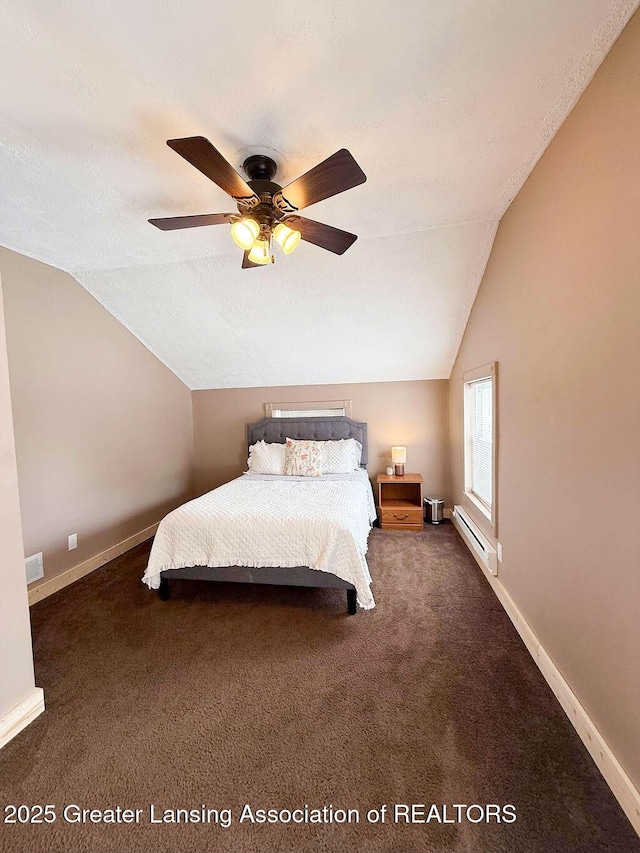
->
157 416 368 615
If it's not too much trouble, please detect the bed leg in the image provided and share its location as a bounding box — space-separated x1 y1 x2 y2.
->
158 577 170 601
347 589 357 615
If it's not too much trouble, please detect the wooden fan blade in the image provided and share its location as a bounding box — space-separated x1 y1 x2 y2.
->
149 213 235 230
273 149 366 213
284 215 357 255
167 137 260 208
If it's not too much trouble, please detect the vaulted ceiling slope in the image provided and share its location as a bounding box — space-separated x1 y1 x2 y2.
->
0 1 636 389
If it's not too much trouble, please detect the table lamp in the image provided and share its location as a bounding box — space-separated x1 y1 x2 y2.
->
391 446 407 477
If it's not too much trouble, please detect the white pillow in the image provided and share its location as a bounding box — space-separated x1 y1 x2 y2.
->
247 441 286 475
321 438 362 473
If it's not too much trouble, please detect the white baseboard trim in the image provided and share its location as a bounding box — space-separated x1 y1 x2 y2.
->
453 527 640 837
0 688 45 750
28 522 159 607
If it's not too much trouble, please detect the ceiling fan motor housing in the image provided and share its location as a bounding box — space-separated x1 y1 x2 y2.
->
241 156 283 232
243 154 278 182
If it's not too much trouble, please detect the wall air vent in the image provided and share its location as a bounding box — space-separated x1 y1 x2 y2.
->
25 552 44 585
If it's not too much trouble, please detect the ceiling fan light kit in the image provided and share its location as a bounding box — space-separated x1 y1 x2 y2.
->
273 222 301 255
247 238 272 266
149 136 366 268
230 217 259 250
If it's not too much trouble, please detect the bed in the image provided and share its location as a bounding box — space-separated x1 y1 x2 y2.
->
142 416 376 613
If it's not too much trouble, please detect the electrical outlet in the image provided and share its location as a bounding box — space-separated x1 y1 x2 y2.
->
68 533 78 551
497 542 503 562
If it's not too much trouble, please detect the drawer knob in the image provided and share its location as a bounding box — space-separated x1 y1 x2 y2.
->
394 513 409 520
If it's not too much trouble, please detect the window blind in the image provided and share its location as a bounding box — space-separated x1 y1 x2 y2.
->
469 377 493 508
266 400 352 418
271 407 346 418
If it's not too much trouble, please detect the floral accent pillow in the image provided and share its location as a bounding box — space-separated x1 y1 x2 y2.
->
284 438 323 477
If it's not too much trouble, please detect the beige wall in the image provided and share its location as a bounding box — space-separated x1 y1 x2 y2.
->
449 12 640 788
193 380 449 502
1 248 195 584
0 267 37 718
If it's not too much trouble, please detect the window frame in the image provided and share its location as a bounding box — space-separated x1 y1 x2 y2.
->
463 361 498 533
265 400 352 419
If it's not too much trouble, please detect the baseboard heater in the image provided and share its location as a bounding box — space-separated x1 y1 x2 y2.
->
452 505 498 576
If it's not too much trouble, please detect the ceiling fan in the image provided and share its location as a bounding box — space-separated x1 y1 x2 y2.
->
149 137 366 268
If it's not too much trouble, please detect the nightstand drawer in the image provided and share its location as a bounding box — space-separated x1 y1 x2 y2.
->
380 507 423 526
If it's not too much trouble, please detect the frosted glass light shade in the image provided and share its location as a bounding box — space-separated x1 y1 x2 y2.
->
391 446 407 464
248 238 272 265
231 218 260 250
273 223 301 255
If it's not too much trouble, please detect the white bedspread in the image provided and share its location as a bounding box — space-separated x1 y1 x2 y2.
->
143 469 377 609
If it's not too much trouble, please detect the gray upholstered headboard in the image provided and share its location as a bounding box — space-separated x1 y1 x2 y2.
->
247 416 368 467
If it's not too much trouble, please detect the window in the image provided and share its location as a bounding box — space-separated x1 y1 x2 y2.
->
265 400 352 418
464 363 497 527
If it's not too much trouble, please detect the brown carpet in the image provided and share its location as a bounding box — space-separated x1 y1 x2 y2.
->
1 524 638 853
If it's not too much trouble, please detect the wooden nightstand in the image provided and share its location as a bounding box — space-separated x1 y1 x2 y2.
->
377 473 424 530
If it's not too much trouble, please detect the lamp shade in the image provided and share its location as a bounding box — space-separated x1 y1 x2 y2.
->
273 222 301 255
231 218 260 250
391 446 407 465
248 238 272 265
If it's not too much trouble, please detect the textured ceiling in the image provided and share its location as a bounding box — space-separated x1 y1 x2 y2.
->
0 1 637 389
